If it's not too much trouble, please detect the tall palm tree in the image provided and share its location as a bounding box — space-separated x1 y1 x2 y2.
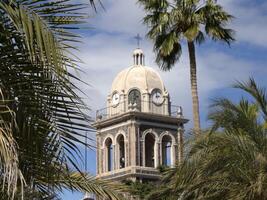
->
0 0 125 199
146 78 267 200
138 0 235 134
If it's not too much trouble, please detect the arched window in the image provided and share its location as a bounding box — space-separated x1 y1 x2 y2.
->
105 138 113 172
162 135 172 166
117 135 125 169
128 89 141 111
145 133 155 167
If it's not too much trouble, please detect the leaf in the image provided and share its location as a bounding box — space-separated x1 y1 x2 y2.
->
184 24 199 42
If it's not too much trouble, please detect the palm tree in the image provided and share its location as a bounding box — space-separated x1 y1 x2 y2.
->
146 78 267 199
0 0 125 199
138 0 235 134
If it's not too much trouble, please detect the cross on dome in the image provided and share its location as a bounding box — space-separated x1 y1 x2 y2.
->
134 33 142 47
133 34 145 65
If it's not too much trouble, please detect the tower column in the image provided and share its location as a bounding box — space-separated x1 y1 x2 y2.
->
163 95 169 115
100 147 104 173
172 143 177 166
112 144 116 170
114 144 118 170
125 131 129 167
141 139 145 166
155 140 160 168
119 92 125 114
142 91 150 113
103 146 106 172
129 122 137 166
137 126 141 166
124 139 128 168
177 124 184 163
159 140 162 165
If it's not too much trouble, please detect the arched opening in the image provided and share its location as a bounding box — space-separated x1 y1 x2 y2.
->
117 134 125 169
162 135 172 166
145 133 155 167
128 89 141 111
105 138 113 172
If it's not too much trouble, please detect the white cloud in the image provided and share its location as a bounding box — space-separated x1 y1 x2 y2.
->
62 0 267 198
219 0 267 47
89 0 267 48
75 0 267 128
91 0 145 34
77 33 264 131
160 48 261 128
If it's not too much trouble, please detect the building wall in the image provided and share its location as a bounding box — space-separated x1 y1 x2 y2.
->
96 118 184 177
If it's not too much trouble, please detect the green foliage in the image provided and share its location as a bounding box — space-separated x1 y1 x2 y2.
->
138 0 235 70
146 79 267 200
138 0 235 134
123 180 156 199
157 164 170 173
0 0 124 199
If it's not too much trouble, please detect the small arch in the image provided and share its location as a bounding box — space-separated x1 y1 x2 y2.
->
160 132 176 166
142 129 158 141
104 137 113 172
162 135 172 166
114 130 127 142
159 131 176 143
142 129 159 168
102 134 115 148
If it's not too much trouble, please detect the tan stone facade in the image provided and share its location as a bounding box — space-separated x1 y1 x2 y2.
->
93 48 188 182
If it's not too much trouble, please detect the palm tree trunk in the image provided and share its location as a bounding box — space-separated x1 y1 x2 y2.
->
187 41 201 135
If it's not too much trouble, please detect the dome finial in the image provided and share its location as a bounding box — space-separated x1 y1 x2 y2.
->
133 48 145 66
133 34 145 66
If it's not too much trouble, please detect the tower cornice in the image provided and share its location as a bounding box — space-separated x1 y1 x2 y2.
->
93 111 188 129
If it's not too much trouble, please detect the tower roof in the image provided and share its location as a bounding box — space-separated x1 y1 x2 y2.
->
111 48 166 94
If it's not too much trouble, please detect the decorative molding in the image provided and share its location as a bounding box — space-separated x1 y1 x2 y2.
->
159 131 177 145
141 128 159 140
102 134 115 148
114 129 127 142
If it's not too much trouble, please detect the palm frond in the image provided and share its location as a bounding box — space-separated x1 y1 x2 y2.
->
198 0 235 44
149 79 267 199
234 78 267 118
58 171 127 200
0 0 124 199
0 90 25 199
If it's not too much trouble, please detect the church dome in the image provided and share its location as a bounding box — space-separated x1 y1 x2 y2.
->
111 48 166 94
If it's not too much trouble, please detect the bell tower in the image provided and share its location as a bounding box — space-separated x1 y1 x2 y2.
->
93 48 188 181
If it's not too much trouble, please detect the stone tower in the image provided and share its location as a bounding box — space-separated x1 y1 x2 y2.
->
93 48 188 182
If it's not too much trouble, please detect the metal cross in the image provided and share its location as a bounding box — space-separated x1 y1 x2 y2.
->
134 34 142 47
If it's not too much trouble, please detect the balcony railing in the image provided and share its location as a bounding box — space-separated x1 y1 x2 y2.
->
95 100 183 121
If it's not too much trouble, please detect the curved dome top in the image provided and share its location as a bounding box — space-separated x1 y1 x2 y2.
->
111 65 165 94
133 48 144 55
111 49 166 94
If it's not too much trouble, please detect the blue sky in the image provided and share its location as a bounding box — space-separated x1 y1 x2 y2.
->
61 0 267 199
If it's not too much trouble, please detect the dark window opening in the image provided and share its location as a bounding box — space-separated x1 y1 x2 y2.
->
117 135 125 169
145 133 155 167
128 89 141 111
105 138 113 171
